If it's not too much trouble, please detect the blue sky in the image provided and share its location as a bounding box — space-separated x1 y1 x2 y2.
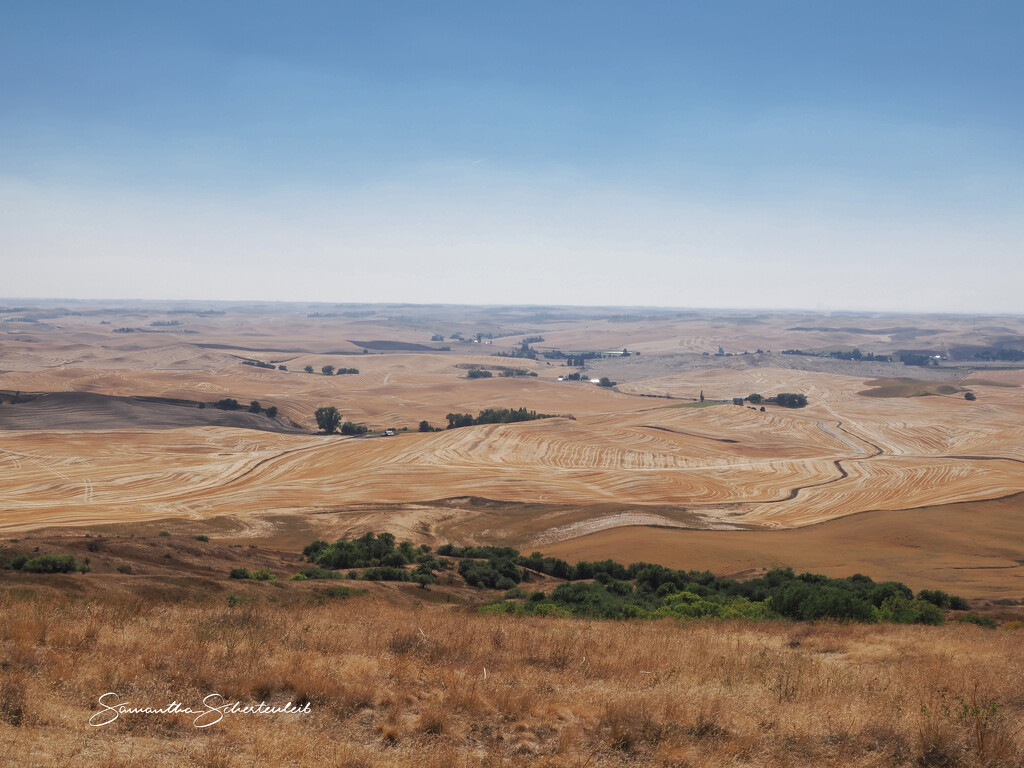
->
2 1 1022 311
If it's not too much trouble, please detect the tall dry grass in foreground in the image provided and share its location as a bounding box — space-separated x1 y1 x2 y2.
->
0 587 1021 767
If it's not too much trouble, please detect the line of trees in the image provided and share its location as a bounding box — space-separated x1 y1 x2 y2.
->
293 533 972 625
211 398 278 418
314 406 368 435
742 392 807 408
782 348 892 362
774 392 808 408
445 407 556 429
304 365 360 375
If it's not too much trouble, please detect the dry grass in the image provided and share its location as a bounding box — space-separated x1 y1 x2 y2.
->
1 586 1021 767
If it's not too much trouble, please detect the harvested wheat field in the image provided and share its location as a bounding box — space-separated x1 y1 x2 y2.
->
543 494 1024 599
3 302 1024 583
3 302 1024 768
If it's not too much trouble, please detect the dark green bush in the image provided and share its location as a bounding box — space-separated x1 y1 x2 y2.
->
917 589 968 610
306 532 415 570
295 566 341 580
8 554 29 571
22 554 81 574
326 586 364 598
361 567 411 582
229 568 251 580
958 613 996 629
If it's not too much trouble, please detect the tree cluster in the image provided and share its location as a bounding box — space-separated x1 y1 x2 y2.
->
294 533 971 626
782 348 891 362
2 553 87 573
301 533 446 588
900 353 939 367
445 407 556 429
773 392 808 408
314 406 342 433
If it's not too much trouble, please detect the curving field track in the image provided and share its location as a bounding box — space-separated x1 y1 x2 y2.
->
2 306 1023 545
2 384 1023 535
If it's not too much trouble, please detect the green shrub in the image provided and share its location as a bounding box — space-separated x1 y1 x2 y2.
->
251 569 277 581
652 591 723 619
305 532 414 570
414 573 437 588
878 596 944 625
8 554 28 571
326 586 365 598
158 531 171 537
362 567 411 582
479 601 522 615
774 392 808 408
772 584 879 622
22 554 81 574
958 613 997 629
528 603 571 618
918 589 951 608
459 557 523 588
719 597 776 620
869 581 914 606
195 534 210 542
382 552 407 567
229 568 251 580
295 566 341 580
288 573 308 581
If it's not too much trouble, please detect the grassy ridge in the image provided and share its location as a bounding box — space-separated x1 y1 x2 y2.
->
1 586 1020 767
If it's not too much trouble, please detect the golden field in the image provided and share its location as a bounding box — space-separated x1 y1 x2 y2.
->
1 579 1022 768
2 304 1023 548
3 301 1024 767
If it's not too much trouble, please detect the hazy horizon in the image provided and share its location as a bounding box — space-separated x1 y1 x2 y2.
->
3 2 1022 313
